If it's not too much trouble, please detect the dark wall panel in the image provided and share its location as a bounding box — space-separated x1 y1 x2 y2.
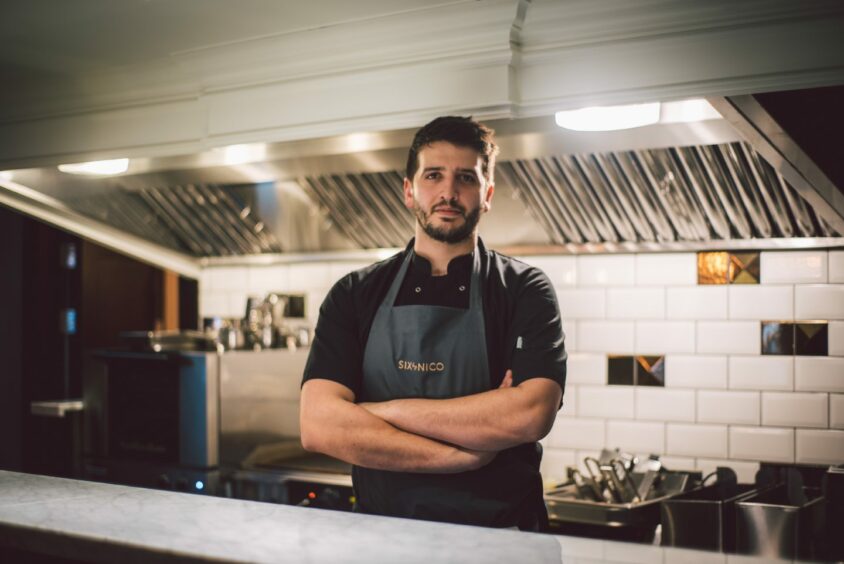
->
0 206 24 470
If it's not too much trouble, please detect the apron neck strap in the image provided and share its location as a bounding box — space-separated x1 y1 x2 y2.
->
384 245 484 309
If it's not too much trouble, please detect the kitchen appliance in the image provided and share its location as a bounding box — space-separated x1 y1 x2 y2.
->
83 335 221 494
84 342 319 499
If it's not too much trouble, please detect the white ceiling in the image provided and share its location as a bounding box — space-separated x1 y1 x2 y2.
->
0 0 461 117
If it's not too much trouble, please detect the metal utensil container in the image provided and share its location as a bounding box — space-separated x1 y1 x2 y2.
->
545 470 699 542
735 484 826 560
660 482 764 552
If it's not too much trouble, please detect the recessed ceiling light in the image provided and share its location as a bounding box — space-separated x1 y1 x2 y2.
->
555 102 661 131
216 143 267 166
660 98 722 123
58 158 129 176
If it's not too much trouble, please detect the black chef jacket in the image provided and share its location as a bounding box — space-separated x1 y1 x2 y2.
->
301 238 567 528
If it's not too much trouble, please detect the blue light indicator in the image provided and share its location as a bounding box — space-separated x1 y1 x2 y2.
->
195 480 204 491
62 309 77 335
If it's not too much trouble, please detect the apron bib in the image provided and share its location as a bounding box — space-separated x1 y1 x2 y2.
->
360 248 489 403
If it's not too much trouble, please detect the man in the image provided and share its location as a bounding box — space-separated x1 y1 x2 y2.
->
300 116 566 530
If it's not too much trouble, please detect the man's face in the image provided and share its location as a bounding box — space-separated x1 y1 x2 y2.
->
403 141 494 244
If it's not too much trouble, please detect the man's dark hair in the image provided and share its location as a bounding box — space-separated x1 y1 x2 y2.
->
405 116 499 182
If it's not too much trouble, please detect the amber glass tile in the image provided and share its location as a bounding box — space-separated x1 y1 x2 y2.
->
635 356 665 386
795 322 828 356
608 356 635 385
729 252 761 285
698 252 730 285
761 321 794 355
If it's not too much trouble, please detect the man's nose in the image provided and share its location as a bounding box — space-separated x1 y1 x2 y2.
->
440 175 459 200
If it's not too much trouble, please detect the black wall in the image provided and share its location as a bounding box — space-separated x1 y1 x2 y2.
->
0 206 24 470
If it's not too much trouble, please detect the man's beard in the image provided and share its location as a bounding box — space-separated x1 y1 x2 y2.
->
414 199 482 244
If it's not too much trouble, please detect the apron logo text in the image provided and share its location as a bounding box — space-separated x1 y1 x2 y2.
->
397 360 445 372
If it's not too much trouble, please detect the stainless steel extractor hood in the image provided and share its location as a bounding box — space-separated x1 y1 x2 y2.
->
1 97 841 268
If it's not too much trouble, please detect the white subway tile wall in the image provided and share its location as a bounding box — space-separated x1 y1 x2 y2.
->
729 356 793 391
665 355 727 389
760 251 827 284
539 448 576 484
606 420 665 454
199 249 844 474
831 251 844 283
577 255 635 286
247 265 289 294
795 284 844 319
796 429 844 464
728 285 794 320
697 390 760 425
560 387 577 417
556 288 606 319
761 392 828 428
199 293 236 317
563 320 577 351
635 388 695 422
667 287 727 320
607 288 665 319
667 424 728 458
831 395 844 429
794 357 844 392
522 256 577 286
577 386 635 419
288 262 333 289
205 266 249 291
635 253 697 286
696 321 760 355
636 321 695 354
659 456 696 471
730 427 794 463
546 417 605 450
565 353 606 385
577 321 635 353
830 322 844 356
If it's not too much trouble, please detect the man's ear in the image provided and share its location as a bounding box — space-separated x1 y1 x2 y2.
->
483 182 495 213
403 178 415 209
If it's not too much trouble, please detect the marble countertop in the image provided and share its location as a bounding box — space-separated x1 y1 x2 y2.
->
0 470 777 563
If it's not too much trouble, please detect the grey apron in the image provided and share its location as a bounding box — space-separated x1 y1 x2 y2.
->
353 247 546 529
360 247 488 403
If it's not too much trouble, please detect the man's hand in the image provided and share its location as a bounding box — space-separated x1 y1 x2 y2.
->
499 369 513 389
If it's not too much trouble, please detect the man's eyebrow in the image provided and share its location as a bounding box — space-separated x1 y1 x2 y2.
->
421 166 445 172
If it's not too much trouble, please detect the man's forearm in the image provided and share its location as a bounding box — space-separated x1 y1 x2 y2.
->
300 379 494 473
363 378 561 452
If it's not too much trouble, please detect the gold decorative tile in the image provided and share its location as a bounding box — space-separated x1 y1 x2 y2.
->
635 356 665 386
729 252 761 285
698 251 761 285
698 252 730 285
